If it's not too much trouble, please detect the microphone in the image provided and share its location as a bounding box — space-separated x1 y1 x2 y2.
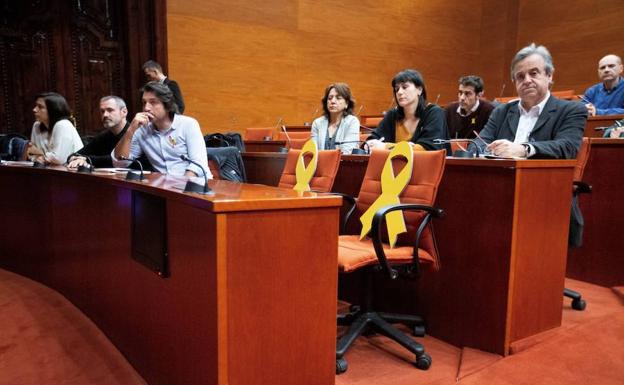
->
355 105 364 116
180 154 212 195
499 83 506 98
434 94 441 105
279 125 291 153
32 160 46 168
304 108 319 126
120 155 145 181
595 119 624 131
360 125 377 133
433 138 481 158
333 140 370 155
274 117 283 129
75 154 93 173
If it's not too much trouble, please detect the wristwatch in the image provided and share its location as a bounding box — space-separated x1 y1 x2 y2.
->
522 144 530 158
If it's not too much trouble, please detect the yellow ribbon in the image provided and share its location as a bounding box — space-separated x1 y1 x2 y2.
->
360 141 414 248
293 139 318 192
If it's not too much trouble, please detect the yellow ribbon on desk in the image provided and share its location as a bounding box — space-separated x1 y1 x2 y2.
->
359 141 414 248
294 139 318 192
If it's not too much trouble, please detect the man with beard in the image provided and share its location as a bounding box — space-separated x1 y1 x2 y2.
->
67 95 129 168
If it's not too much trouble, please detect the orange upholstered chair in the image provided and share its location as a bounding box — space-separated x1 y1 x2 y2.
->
565 137 591 310
335 148 446 374
360 115 383 128
276 131 311 140
244 127 274 141
277 149 341 193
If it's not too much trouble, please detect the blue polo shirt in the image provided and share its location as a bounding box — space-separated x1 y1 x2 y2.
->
583 78 624 115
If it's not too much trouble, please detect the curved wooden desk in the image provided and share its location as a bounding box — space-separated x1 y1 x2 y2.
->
0 164 341 385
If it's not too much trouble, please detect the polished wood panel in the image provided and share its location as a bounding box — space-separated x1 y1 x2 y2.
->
167 0 485 133
244 140 287 152
243 153 575 355
0 165 340 385
583 115 624 138
567 139 624 287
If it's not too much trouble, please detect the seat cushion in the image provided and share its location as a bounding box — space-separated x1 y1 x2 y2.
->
338 235 434 273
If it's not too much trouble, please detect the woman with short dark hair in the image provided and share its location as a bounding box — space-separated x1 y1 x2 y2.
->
29 92 83 164
369 69 448 151
310 83 360 154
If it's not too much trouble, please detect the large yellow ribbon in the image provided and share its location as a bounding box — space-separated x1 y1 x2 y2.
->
359 141 414 248
293 139 318 192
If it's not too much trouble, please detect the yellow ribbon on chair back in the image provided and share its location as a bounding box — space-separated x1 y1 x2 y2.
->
359 141 414 248
293 139 319 192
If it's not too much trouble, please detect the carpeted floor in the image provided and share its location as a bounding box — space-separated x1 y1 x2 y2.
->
1 268 622 385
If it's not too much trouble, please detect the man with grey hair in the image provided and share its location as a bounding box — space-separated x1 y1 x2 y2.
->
582 54 624 116
67 95 130 168
475 43 587 159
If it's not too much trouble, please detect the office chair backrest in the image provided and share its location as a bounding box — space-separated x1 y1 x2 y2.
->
276 131 311 140
244 127 274 141
278 149 341 193
356 148 446 268
574 137 591 182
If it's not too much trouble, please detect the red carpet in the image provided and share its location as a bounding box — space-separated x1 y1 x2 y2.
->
1 268 622 385
0 269 145 385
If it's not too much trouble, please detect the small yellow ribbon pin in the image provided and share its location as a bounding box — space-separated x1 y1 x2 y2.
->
293 139 318 192
359 141 414 248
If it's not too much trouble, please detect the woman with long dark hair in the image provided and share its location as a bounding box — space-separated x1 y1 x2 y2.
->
369 69 448 150
29 92 83 164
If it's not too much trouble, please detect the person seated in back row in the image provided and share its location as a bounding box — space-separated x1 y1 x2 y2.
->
112 81 210 178
67 95 130 169
367 69 449 151
28 92 83 165
310 83 360 155
445 75 495 139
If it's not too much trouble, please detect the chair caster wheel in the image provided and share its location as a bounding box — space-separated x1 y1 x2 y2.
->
336 358 348 374
415 353 432 370
413 325 426 337
571 298 586 311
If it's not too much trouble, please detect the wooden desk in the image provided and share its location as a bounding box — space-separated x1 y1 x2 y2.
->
584 114 624 137
567 138 624 286
244 153 575 355
244 139 286 152
0 165 341 385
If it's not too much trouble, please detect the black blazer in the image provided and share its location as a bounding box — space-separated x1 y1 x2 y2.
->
372 104 449 151
478 96 587 159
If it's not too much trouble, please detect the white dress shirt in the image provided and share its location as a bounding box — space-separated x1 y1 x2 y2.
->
515 92 550 157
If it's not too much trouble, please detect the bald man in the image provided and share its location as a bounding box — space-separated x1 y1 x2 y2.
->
583 54 624 116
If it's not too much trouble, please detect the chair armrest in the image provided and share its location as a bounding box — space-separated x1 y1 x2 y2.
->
573 181 592 194
370 204 445 280
324 192 357 234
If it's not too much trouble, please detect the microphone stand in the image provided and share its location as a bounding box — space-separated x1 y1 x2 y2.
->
121 156 145 181
77 155 93 173
180 155 212 195
279 125 291 153
433 138 481 158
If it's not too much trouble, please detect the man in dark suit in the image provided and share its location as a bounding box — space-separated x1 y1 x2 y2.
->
143 60 185 114
477 43 587 159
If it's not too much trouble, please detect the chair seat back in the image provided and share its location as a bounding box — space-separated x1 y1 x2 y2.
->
278 149 341 192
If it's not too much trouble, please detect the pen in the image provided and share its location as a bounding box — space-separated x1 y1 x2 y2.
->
473 130 488 146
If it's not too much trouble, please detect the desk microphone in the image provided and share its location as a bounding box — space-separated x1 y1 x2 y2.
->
180 154 212 195
499 83 506 98
279 125 292 153
595 119 624 131
434 94 441 105
333 140 371 155
304 108 319 126
433 138 480 158
355 105 364 116
274 117 283 129
120 155 145 181
77 154 93 174
32 160 46 168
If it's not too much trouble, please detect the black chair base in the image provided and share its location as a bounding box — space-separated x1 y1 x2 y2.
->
564 288 586 311
336 309 431 374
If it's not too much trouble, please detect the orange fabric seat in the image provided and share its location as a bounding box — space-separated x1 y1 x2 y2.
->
338 235 434 273
278 149 341 192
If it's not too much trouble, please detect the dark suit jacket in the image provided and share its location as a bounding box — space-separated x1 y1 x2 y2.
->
164 77 185 114
478 96 587 159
